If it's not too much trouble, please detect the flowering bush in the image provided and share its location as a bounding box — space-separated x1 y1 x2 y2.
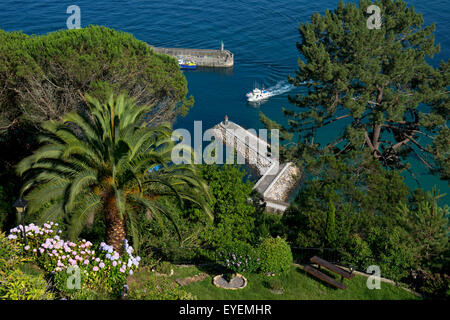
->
7 222 140 298
216 241 260 274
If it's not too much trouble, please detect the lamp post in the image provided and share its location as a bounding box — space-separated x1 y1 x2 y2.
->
13 197 28 247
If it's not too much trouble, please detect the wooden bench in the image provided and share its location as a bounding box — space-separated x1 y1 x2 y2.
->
303 264 346 290
310 256 355 280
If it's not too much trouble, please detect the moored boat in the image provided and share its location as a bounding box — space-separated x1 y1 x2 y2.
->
178 58 197 70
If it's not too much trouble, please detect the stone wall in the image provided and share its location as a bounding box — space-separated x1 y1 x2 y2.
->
263 163 301 202
212 122 274 175
211 120 301 212
150 46 234 67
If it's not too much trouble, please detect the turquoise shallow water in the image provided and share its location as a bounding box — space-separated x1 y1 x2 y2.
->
0 0 448 203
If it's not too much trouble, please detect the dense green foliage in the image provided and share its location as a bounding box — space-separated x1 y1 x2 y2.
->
0 26 192 132
0 233 53 300
283 152 409 248
135 197 208 264
200 165 260 247
260 0 449 179
283 153 449 283
16 94 211 251
258 237 293 275
135 165 263 263
1 269 53 300
0 26 193 220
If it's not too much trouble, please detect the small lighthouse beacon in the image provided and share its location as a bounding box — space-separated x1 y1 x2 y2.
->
224 115 229 125
221 40 224 51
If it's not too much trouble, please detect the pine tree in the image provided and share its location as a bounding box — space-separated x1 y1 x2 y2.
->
260 0 449 179
398 187 449 269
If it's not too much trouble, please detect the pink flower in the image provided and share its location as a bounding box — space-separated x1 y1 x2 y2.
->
93 266 99 272
84 260 89 265
99 262 105 269
112 261 117 267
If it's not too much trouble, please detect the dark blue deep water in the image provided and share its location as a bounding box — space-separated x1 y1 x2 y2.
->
0 0 448 203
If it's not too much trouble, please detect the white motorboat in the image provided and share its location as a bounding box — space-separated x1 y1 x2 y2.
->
246 84 271 102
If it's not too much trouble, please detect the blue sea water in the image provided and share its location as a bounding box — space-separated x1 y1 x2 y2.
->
0 0 448 203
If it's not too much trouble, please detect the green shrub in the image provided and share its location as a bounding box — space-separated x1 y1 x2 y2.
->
0 232 53 300
411 271 450 300
341 234 373 270
200 165 258 248
53 267 115 300
0 269 53 300
0 232 22 271
258 236 293 275
155 261 173 275
216 241 261 274
127 269 195 300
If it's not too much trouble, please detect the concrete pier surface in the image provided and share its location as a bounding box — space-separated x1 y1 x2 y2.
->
150 46 234 68
211 117 301 212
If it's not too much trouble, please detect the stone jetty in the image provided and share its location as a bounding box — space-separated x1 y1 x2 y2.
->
150 46 234 68
211 117 301 212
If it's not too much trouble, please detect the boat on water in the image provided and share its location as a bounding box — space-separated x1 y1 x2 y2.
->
246 83 271 102
178 58 197 70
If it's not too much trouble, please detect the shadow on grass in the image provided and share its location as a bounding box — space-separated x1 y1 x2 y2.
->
295 266 344 291
194 263 227 276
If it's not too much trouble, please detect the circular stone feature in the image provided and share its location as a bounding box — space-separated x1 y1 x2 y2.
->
213 274 248 290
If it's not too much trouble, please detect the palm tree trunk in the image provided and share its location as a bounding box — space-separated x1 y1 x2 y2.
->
104 193 126 252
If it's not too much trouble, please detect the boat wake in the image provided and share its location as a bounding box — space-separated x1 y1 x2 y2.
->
264 81 295 98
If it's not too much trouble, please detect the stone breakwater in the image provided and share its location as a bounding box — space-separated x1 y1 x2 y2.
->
150 46 234 68
263 163 301 202
211 120 301 212
211 121 274 175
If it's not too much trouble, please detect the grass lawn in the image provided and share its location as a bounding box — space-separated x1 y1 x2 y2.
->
170 264 420 300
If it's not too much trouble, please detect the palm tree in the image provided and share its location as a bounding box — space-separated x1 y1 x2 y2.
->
17 94 212 251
